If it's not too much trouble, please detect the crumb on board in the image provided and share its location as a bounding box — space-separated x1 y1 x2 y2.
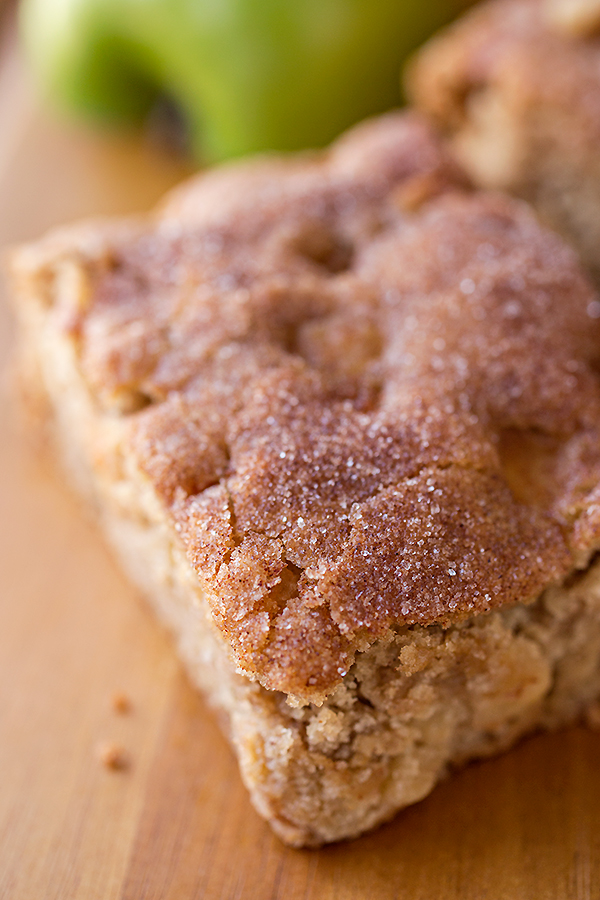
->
97 742 130 771
111 691 132 714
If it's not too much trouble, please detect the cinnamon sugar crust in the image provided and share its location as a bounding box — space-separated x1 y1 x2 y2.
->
11 112 600 704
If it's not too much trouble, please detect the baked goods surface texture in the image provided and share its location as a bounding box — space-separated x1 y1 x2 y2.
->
408 0 600 282
11 112 600 844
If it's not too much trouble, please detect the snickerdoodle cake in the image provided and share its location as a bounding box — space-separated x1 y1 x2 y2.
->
408 0 600 284
10 112 600 845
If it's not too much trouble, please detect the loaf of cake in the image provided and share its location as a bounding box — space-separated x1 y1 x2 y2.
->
408 0 600 283
10 112 600 846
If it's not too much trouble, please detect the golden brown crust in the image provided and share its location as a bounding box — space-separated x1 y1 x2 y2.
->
11 112 600 702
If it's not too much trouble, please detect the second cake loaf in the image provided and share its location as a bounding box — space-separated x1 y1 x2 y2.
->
409 0 600 282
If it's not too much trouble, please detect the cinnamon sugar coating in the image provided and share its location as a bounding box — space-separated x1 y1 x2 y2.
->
24 113 600 701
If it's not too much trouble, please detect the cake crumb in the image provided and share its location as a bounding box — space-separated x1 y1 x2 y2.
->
111 692 132 714
98 742 130 771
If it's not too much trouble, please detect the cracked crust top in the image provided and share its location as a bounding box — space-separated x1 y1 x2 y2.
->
12 112 600 702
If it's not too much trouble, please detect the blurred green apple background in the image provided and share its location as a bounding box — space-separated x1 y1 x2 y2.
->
20 0 473 162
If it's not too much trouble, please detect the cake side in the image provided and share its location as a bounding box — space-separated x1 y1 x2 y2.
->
407 0 600 282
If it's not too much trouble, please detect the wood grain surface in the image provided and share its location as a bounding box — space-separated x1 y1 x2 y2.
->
1 16 600 900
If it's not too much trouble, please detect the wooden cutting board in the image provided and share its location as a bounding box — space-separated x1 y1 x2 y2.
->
1 15 600 900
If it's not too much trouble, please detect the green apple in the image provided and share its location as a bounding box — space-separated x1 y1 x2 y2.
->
21 0 471 161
